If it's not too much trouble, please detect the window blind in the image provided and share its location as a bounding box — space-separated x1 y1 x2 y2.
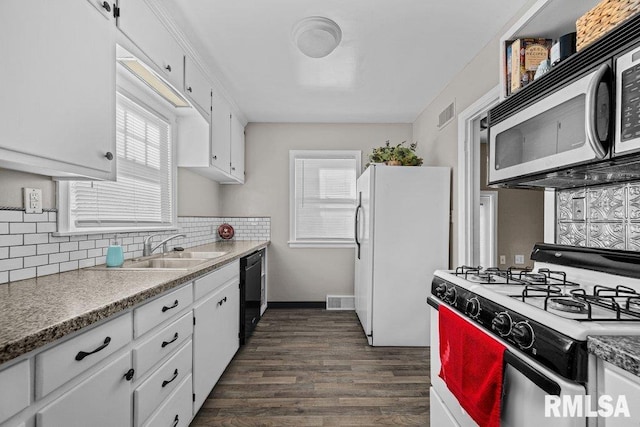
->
291 152 359 243
69 93 173 228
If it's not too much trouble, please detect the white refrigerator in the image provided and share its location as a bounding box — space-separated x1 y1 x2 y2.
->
354 165 450 346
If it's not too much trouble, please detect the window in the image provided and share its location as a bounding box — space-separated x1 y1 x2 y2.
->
289 150 361 247
57 92 176 234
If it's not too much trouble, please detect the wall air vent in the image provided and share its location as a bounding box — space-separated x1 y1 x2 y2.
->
438 101 456 129
326 295 355 310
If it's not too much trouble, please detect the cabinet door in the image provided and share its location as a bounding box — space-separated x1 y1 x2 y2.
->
117 0 184 92
37 352 133 427
192 280 239 412
184 56 211 117
230 114 245 182
599 360 640 425
0 0 116 180
210 88 232 173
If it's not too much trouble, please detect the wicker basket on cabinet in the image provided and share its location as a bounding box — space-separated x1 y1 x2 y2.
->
577 0 640 51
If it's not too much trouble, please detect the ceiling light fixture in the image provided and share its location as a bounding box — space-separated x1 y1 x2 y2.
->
293 17 342 58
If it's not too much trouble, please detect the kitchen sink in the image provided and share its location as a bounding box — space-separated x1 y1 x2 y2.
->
126 258 207 269
164 251 227 259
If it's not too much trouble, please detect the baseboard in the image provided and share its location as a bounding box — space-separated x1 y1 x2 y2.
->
268 301 326 309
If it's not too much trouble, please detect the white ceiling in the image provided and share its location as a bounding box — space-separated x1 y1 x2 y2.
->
159 0 529 123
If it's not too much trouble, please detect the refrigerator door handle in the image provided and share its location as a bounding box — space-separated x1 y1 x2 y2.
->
354 192 362 259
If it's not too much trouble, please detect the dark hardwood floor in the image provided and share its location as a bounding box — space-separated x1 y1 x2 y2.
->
191 308 430 426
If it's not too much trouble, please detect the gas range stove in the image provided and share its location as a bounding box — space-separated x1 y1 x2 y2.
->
429 243 640 382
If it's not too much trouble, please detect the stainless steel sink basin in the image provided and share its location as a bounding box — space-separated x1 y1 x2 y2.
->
126 258 207 269
164 251 227 259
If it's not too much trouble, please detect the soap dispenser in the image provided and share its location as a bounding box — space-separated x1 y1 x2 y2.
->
106 234 124 268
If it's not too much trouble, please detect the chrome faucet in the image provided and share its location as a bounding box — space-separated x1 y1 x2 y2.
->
143 233 186 257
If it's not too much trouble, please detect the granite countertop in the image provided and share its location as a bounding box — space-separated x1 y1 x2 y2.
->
0 240 269 366
588 336 640 377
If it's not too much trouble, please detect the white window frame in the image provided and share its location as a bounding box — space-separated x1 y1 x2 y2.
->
56 84 178 236
289 150 361 248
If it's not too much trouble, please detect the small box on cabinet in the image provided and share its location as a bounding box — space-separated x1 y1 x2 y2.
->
508 38 552 95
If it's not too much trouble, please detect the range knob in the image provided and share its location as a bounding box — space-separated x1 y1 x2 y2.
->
434 284 447 298
465 297 480 317
444 287 457 304
491 312 512 336
512 321 535 349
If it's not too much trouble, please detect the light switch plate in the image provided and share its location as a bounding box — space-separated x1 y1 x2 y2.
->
499 255 506 265
515 254 525 265
23 188 42 214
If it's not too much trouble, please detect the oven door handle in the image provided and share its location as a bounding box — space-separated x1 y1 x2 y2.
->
585 62 611 160
504 350 561 396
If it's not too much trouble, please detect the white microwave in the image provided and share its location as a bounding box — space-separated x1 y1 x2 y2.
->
488 63 612 186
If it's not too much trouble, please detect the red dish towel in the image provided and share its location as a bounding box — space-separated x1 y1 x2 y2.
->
438 305 506 427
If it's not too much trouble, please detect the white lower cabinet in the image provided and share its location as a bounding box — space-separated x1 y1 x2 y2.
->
0 360 30 424
598 359 640 425
143 374 193 427
134 339 193 426
36 352 133 427
193 280 240 413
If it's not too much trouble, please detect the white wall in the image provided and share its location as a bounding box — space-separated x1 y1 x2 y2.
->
412 0 538 268
177 168 222 216
220 123 413 302
0 169 55 209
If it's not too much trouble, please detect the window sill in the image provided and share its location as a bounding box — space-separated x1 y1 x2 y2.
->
288 241 355 249
53 226 178 237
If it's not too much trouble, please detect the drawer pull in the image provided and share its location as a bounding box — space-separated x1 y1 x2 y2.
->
217 296 227 306
161 332 179 348
123 368 135 381
75 336 111 361
172 414 179 427
162 369 179 388
162 300 179 313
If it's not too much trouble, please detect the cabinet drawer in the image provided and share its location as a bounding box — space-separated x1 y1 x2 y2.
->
36 312 132 399
133 311 193 379
134 284 193 338
0 359 30 423
37 352 132 427
142 374 192 427
194 261 239 300
134 339 192 426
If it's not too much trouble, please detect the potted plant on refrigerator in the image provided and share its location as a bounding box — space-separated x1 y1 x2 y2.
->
368 141 424 166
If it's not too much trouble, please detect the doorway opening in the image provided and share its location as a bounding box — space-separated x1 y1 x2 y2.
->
457 86 545 269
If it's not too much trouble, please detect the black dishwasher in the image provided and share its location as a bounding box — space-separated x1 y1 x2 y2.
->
239 249 263 345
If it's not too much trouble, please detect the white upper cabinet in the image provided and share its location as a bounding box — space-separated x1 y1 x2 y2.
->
211 88 232 174
116 0 184 92
184 56 212 117
230 114 245 183
0 0 117 180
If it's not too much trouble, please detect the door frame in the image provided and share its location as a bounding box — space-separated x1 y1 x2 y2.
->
479 191 498 268
457 85 500 266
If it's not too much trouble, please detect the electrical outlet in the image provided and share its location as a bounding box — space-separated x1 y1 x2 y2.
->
23 188 42 214
515 254 525 265
499 255 506 265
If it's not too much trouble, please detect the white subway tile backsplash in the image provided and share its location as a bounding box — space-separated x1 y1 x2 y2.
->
10 245 36 258
0 210 270 284
0 258 23 271
37 243 59 255
37 264 59 276
59 261 78 273
24 212 49 222
0 211 23 222
24 233 49 245
0 235 23 247
24 255 49 268
49 252 70 263
60 242 79 252
10 268 36 282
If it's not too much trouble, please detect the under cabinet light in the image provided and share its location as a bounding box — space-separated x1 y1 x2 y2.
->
117 58 190 108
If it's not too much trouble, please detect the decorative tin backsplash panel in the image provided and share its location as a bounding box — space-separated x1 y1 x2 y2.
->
556 182 640 250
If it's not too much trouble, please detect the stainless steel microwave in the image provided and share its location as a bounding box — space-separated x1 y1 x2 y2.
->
614 43 640 156
488 63 612 186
